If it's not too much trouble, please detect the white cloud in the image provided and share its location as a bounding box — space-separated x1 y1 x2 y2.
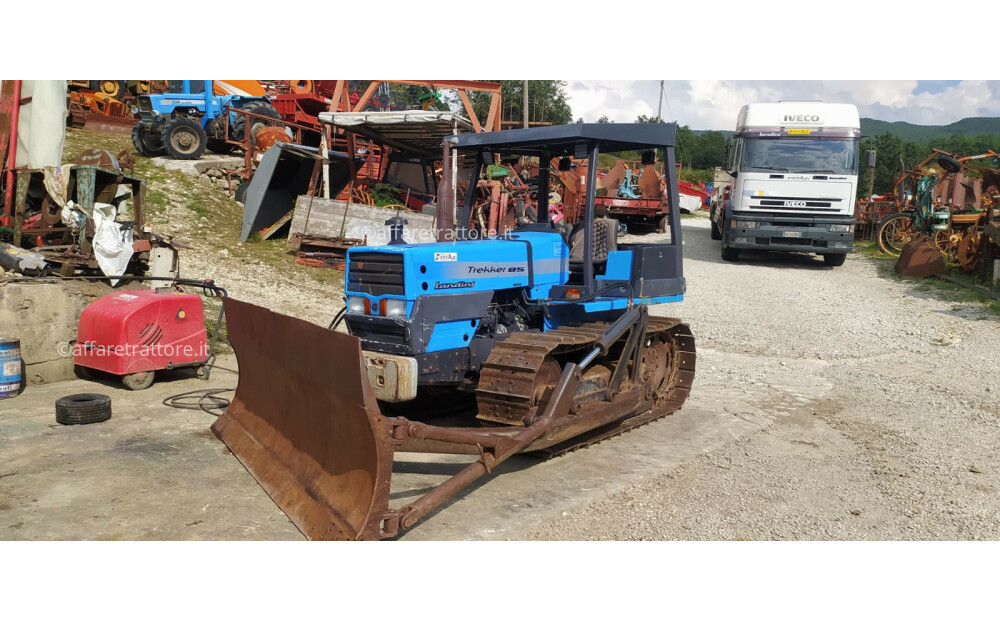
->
565 80 1000 130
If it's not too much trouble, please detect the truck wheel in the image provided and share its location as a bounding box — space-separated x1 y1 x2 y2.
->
132 122 165 157
710 219 722 240
56 393 112 425
122 370 155 391
721 246 740 262
823 253 847 267
161 117 207 160
656 214 669 233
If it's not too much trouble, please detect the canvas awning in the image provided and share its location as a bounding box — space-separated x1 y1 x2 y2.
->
318 110 475 157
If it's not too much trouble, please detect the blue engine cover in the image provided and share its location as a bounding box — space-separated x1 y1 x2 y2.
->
344 232 568 353
347 231 568 303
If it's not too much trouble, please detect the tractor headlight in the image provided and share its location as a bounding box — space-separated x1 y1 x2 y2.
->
383 299 407 317
348 297 367 314
829 224 854 232
739 221 758 229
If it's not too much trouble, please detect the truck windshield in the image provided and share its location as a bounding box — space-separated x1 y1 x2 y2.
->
741 138 858 175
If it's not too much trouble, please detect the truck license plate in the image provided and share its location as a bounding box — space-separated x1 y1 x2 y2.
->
783 231 802 238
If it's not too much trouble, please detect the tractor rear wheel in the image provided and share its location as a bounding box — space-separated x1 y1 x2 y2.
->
132 122 165 157
231 101 283 145
92 80 127 100
161 117 207 160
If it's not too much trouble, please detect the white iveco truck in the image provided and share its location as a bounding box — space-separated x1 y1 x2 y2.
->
709 102 861 266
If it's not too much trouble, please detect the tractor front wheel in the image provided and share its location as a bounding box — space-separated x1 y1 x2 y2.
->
161 117 207 160
132 122 165 157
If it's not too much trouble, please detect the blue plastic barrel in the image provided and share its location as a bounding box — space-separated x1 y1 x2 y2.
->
0 337 22 399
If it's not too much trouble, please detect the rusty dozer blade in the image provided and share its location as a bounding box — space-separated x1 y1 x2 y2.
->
211 297 394 540
214 298 694 540
894 234 947 278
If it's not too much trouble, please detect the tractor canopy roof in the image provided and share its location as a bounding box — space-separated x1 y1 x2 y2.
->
449 122 676 156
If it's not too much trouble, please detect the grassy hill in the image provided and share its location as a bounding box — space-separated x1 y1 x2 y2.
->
860 117 1000 141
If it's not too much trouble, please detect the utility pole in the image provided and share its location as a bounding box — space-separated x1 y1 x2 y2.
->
522 81 529 129
656 80 664 123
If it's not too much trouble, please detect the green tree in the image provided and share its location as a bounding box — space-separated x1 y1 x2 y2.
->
597 115 611 124
468 80 573 127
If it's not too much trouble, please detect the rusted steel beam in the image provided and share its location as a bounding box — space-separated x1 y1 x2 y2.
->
485 93 501 132
456 89 482 133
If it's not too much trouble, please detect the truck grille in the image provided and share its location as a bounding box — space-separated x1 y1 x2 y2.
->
347 252 405 296
750 196 843 211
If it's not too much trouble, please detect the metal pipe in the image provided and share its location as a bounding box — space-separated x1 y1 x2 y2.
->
4 80 22 220
438 140 454 241
523 81 529 129
583 143 600 288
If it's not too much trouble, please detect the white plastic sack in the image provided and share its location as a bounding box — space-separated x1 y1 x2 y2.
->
91 202 133 284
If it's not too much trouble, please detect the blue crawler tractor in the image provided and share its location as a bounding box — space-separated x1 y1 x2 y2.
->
212 123 696 540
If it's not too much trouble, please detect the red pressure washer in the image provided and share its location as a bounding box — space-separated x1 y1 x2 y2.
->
73 279 226 390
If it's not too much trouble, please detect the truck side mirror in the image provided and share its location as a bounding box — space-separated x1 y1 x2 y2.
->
866 150 876 169
723 140 733 169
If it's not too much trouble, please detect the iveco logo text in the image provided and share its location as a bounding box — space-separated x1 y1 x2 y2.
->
783 114 821 123
786 200 807 207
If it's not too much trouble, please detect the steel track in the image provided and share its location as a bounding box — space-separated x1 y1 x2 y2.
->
475 317 696 453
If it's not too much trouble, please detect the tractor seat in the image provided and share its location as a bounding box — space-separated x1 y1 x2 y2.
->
569 216 618 275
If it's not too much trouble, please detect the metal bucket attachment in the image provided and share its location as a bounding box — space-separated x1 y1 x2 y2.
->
894 234 947 278
211 298 395 540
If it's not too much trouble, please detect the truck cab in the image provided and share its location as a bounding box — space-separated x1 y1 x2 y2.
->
710 102 860 266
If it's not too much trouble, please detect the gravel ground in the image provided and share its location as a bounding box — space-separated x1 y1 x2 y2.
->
525 214 1000 540
143 202 1000 541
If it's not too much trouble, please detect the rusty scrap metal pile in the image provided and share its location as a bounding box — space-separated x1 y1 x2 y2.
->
857 149 1000 279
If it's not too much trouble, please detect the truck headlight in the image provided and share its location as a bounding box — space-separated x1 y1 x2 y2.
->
739 221 758 229
829 224 854 232
383 299 406 317
348 297 367 314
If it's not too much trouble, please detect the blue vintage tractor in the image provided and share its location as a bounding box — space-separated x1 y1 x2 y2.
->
131 80 282 160
210 123 698 540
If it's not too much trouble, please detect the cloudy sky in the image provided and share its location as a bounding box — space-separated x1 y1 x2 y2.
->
565 81 1000 130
